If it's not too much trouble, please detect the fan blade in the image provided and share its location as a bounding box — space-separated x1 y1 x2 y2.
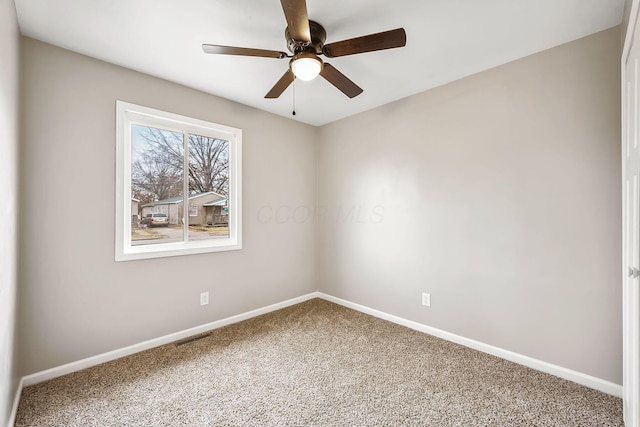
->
320 63 363 98
265 70 295 98
202 44 287 59
322 28 406 58
280 0 311 43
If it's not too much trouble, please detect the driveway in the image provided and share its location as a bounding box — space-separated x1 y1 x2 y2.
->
132 225 228 246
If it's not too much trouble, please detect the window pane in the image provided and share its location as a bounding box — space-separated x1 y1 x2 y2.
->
131 124 184 246
187 134 230 241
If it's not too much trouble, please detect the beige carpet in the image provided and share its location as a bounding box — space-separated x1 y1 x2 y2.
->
15 299 622 426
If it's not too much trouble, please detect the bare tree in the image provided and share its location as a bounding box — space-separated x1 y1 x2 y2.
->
131 149 183 204
131 126 229 203
188 134 229 196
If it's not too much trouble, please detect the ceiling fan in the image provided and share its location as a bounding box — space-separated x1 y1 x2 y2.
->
202 0 406 99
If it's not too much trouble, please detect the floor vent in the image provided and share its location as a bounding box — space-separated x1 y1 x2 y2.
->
175 332 212 347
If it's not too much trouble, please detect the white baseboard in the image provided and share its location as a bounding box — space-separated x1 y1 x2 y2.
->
21 292 319 388
17 289 621 413
8 377 23 427
317 292 622 398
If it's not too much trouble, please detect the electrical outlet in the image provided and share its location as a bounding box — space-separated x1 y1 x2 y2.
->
422 292 431 307
200 292 209 306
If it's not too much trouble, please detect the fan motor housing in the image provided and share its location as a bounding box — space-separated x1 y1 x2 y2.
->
286 20 327 54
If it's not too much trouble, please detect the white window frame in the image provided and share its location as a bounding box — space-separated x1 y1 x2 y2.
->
115 101 242 261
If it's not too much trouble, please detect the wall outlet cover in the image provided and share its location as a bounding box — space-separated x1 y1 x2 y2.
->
200 292 209 306
422 292 431 307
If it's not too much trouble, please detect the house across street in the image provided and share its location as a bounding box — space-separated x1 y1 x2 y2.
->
139 192 228 226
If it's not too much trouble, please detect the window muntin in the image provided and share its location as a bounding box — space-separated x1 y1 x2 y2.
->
115 101 242 261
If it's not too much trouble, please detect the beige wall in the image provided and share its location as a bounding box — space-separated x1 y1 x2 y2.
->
623 0 633 44
317 27 622 383
0 0 20 423
19 37 319 375
18 26 623 387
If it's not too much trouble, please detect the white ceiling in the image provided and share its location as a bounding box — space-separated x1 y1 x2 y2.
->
15 0 624 126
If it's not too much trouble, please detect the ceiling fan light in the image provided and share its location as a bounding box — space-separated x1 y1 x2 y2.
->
291 53 322 81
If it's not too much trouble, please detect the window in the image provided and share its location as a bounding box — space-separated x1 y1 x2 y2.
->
115 101 242 261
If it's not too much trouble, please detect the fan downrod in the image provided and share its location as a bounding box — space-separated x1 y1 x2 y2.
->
285 20 327 54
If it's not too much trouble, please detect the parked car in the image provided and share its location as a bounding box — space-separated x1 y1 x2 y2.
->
141 213 169 227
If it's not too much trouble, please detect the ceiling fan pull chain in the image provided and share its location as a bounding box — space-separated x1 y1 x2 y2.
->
292 78 296 116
